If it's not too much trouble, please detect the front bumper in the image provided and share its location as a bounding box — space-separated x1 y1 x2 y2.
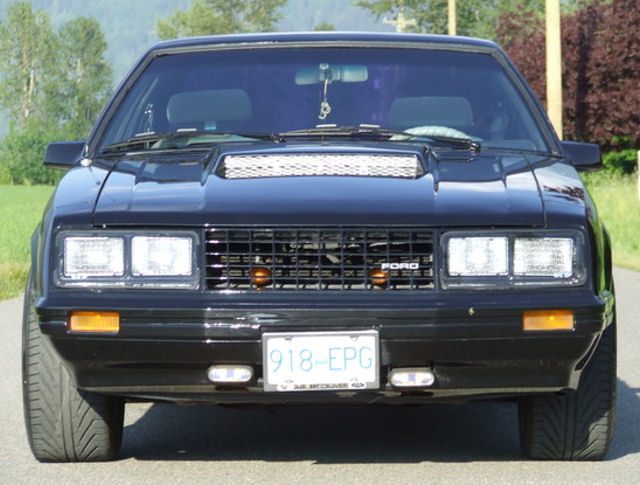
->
36 289 613 404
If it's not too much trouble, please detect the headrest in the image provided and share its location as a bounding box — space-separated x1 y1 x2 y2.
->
167 89 252 126
389 96 473 130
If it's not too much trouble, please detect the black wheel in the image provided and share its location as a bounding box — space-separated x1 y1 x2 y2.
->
22 272 125 462
519 321 616 460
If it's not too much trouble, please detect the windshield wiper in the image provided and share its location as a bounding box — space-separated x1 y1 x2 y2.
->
278 124 404 140
417 134 481 152
100 126 482 155
99 130 276 154
482 145 561 158
277 125 481 151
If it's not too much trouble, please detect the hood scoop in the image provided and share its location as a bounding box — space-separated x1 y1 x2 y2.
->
219 153 423 179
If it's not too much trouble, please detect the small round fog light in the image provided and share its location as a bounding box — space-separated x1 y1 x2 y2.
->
251 267 272 286
369 269 388 286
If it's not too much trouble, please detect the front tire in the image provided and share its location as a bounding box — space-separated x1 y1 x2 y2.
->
519 321 616 460
22 275 125 462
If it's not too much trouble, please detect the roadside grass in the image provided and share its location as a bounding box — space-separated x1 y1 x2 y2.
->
0 185 53 299
584 175 640 271
0 176 638 300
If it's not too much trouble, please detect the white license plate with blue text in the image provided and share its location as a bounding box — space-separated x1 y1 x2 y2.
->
263 330 379 392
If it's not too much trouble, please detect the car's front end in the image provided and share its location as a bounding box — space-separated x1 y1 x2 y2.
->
35 147 612 405
24 33 615 462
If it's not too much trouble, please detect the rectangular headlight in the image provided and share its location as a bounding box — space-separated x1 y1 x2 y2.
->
442 231 584 289
64 237 124 278
131 236 193 276
514 237 574 277
448 237 508 276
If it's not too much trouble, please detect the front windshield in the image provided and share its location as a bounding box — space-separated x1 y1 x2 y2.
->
99 46 549 152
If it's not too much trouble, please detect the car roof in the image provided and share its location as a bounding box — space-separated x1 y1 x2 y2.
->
151 31 500 53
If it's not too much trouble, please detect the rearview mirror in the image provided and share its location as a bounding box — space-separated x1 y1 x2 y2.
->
561 141 602 172
44 141 86 169
295 64 368 85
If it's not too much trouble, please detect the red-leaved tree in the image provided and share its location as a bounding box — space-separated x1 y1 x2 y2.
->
497 0 640 149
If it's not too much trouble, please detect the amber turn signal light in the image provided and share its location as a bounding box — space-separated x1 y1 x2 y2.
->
251 267 272 286
523 309 574 332
69 311 120 334
369 269 388 286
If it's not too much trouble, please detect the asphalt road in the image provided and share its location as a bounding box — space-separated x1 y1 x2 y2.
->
2 267 639 484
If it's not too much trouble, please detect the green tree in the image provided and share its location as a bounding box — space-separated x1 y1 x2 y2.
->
0 2 56 127
356 0 545 39
314 22 336 31
157 0 287 39
0 3 113 185
0 118 65 185
47 17 113 138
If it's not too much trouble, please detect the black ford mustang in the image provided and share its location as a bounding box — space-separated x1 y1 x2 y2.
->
23 32 616 462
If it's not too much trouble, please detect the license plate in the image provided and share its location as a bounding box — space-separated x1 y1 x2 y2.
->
263 330 379 392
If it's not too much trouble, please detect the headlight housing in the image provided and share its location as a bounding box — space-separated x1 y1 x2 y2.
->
56 231 198 289
64 237 125 278
513 237 574 277
442 231 586 289
447 237 508 276
131 236 193 277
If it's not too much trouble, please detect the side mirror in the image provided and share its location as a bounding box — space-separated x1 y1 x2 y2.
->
561 141 602 172
44 141 86 168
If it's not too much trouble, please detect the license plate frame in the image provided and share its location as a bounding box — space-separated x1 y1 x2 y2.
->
262 330 379 392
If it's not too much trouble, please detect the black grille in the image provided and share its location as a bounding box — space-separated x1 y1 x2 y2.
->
205 228 435 291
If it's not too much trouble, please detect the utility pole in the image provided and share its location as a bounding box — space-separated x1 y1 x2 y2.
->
448 0 457 36
546 0 563 139
383 0 417 33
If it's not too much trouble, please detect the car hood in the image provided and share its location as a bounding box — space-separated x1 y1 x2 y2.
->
90 142 572 227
